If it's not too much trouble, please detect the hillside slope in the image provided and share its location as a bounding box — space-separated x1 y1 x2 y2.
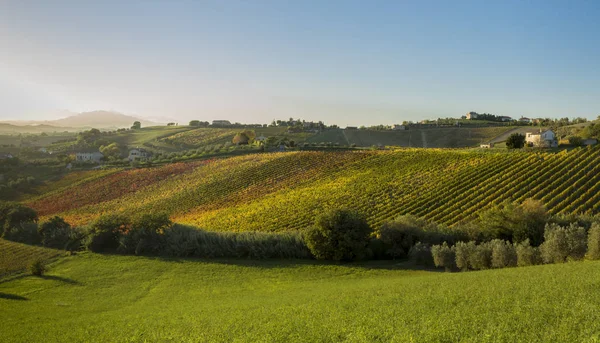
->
26 146 600 231
340 126 512 147
2 253 600 342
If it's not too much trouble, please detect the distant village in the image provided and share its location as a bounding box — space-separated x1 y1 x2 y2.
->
1 112 597 165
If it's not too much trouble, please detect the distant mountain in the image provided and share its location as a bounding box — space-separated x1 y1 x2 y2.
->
0 110 162 130
48 111 161 128
0 123 78 134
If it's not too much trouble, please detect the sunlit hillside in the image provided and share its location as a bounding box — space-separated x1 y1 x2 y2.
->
25 146 600 231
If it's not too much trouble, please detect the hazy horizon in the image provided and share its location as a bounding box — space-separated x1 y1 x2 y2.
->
1 0 599 126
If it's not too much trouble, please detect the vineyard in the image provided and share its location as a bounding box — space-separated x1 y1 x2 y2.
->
342 126 511 148
25 146 600 231
0 239 62 277
160 128 240 147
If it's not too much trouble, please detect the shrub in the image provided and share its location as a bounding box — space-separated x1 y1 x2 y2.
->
378 215 463 257
431 242 455 272
540 223 587 264
566 224 587 261
408 242 433 266
587 223 600 260
454 241 476 271
490 239 517 268
515 239 541 267
118 213 172 255
29 258 46 276
305 209 372 261
64 226 86 252
468 242 493 270
378 219 423 258
84 214 130 253
38 216 71 249
568 135 583 146
506 133 525 149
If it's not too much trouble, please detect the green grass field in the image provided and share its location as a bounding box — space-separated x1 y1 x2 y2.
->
2 251 600 342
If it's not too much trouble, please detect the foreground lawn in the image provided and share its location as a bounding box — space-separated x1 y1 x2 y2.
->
2 254 600 342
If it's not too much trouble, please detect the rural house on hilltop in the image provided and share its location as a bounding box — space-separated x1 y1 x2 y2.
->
75 151 104 163
466 112 478 120
128 148 152 162
526 129 557 148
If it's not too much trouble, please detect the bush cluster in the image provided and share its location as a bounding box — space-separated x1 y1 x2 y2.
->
432 222 591 272
5 199 600 268
377 215 462 259
163 225 311 259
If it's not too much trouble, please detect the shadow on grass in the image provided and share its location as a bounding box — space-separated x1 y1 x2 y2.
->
0 292 28 301
0 274 80 285
40 275 80 285
136 255 443 272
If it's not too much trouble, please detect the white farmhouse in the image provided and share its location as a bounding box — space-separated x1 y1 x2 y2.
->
128 148 152 161
466 112 479 120
526 130 557 148
75 151 104 163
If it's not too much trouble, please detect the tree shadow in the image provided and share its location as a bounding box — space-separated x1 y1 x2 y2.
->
0 274 80 285
138 255 444 272
0 292 28 301
39 275 80 285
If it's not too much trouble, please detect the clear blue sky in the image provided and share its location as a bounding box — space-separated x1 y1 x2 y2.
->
0 0 599 126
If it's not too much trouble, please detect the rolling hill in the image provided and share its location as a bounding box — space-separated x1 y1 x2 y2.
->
25 146 600 230
1 111 160 130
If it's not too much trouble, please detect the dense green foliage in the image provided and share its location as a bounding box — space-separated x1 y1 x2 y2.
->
506 133 526 149
587 223 600 260
38 216 71 248
0 201 38 235
305 209 372 261
476 199 548 245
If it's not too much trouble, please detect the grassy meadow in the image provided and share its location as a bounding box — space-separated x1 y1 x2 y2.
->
2 250 600 342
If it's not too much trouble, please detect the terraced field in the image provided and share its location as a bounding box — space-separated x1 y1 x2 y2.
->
24 146 600 231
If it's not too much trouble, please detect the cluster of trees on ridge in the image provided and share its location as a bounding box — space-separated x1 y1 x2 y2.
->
3 198 600 276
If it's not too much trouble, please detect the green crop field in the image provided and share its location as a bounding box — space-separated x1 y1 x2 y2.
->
2 252 600 342
25 146 600 230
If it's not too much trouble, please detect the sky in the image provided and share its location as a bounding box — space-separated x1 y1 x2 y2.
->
0 0 599 126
